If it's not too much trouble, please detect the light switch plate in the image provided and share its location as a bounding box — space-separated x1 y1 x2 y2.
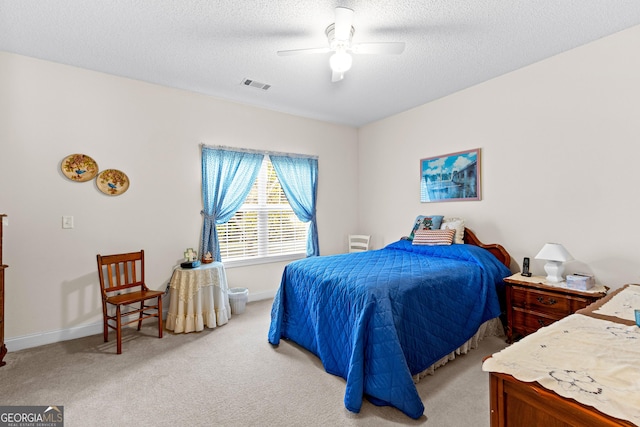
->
62 216 74 229
2 216 7 226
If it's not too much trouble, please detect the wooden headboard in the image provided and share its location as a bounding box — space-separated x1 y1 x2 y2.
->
463 227 511 268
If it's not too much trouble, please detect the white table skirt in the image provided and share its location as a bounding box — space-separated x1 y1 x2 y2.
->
166 262 231 333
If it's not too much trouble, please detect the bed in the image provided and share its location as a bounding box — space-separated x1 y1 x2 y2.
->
268 227 512 419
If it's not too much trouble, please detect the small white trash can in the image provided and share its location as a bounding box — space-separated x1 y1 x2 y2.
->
228 287 249 314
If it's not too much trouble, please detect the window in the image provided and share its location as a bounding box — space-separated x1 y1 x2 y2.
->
217 156 309 264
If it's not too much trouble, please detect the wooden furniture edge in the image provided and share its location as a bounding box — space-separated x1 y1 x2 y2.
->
463 227 511 268
488 370 636 427
576 284 636 326
504 274 609 298
0 214 6 367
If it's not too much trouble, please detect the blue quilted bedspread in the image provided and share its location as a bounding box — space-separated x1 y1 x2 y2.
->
268 240 511 419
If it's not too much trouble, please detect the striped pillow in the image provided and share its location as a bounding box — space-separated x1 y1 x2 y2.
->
412 228 455 246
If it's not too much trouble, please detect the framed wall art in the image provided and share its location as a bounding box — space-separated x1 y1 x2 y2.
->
420 148 481 203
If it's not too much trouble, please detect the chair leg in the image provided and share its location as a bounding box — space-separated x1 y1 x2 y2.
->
102 302 109 343
137 300 144 331
158 296 163 338
116 305 122 355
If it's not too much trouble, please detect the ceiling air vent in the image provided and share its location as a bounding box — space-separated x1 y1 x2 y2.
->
241 78 271 91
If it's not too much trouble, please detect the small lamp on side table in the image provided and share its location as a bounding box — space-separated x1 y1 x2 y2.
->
535 243 573 283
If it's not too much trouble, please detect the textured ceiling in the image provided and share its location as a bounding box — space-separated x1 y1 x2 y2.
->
2 1 640 127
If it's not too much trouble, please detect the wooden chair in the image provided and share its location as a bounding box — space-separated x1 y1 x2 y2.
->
348 235 370 253
96 250 163 354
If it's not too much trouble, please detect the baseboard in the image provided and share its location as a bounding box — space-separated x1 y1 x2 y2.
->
248 289 276 302
6 308 172 352
6 321 105 352
6 291 275 352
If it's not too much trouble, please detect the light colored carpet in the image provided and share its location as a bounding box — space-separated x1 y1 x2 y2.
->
0 299 507 426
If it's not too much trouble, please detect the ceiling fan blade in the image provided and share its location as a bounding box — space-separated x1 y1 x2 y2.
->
277 47 331 56
331 70 344 83
351 42 405 55
334 7 354 41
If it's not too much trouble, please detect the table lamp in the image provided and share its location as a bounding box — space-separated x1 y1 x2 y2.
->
535 243 573 283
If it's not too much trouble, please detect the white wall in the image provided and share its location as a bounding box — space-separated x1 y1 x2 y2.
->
4 23 640 349
0 52 359 343
358 25 640 291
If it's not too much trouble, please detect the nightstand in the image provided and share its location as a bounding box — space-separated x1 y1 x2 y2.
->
504 273 608 343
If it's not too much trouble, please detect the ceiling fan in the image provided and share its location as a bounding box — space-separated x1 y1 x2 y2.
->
277 6 405 82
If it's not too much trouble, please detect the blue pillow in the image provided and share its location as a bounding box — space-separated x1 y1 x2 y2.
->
408 215 444 240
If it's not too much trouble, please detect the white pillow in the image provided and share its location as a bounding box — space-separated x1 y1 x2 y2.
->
440 217 465 244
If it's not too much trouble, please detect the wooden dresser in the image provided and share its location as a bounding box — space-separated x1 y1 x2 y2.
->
0 214 7 367
504 273 607 342
489 370 636 426
488 286 637 427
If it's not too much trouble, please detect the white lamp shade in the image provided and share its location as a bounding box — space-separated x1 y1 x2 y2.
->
329 50 352 73
535 243 573 283
534 243 573 262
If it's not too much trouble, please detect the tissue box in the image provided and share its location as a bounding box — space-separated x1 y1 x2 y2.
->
566 274 595 290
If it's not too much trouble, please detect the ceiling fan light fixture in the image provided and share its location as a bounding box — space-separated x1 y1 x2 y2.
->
329 50 352 73
277 6 404 82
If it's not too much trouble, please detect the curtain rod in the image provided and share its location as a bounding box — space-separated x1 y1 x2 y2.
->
201 143 318 160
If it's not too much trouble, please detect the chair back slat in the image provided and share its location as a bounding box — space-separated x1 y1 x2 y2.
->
349 234 370 253
97 250 146 297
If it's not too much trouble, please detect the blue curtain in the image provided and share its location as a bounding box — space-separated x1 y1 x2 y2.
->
200 147 264 261
270 154 319 257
